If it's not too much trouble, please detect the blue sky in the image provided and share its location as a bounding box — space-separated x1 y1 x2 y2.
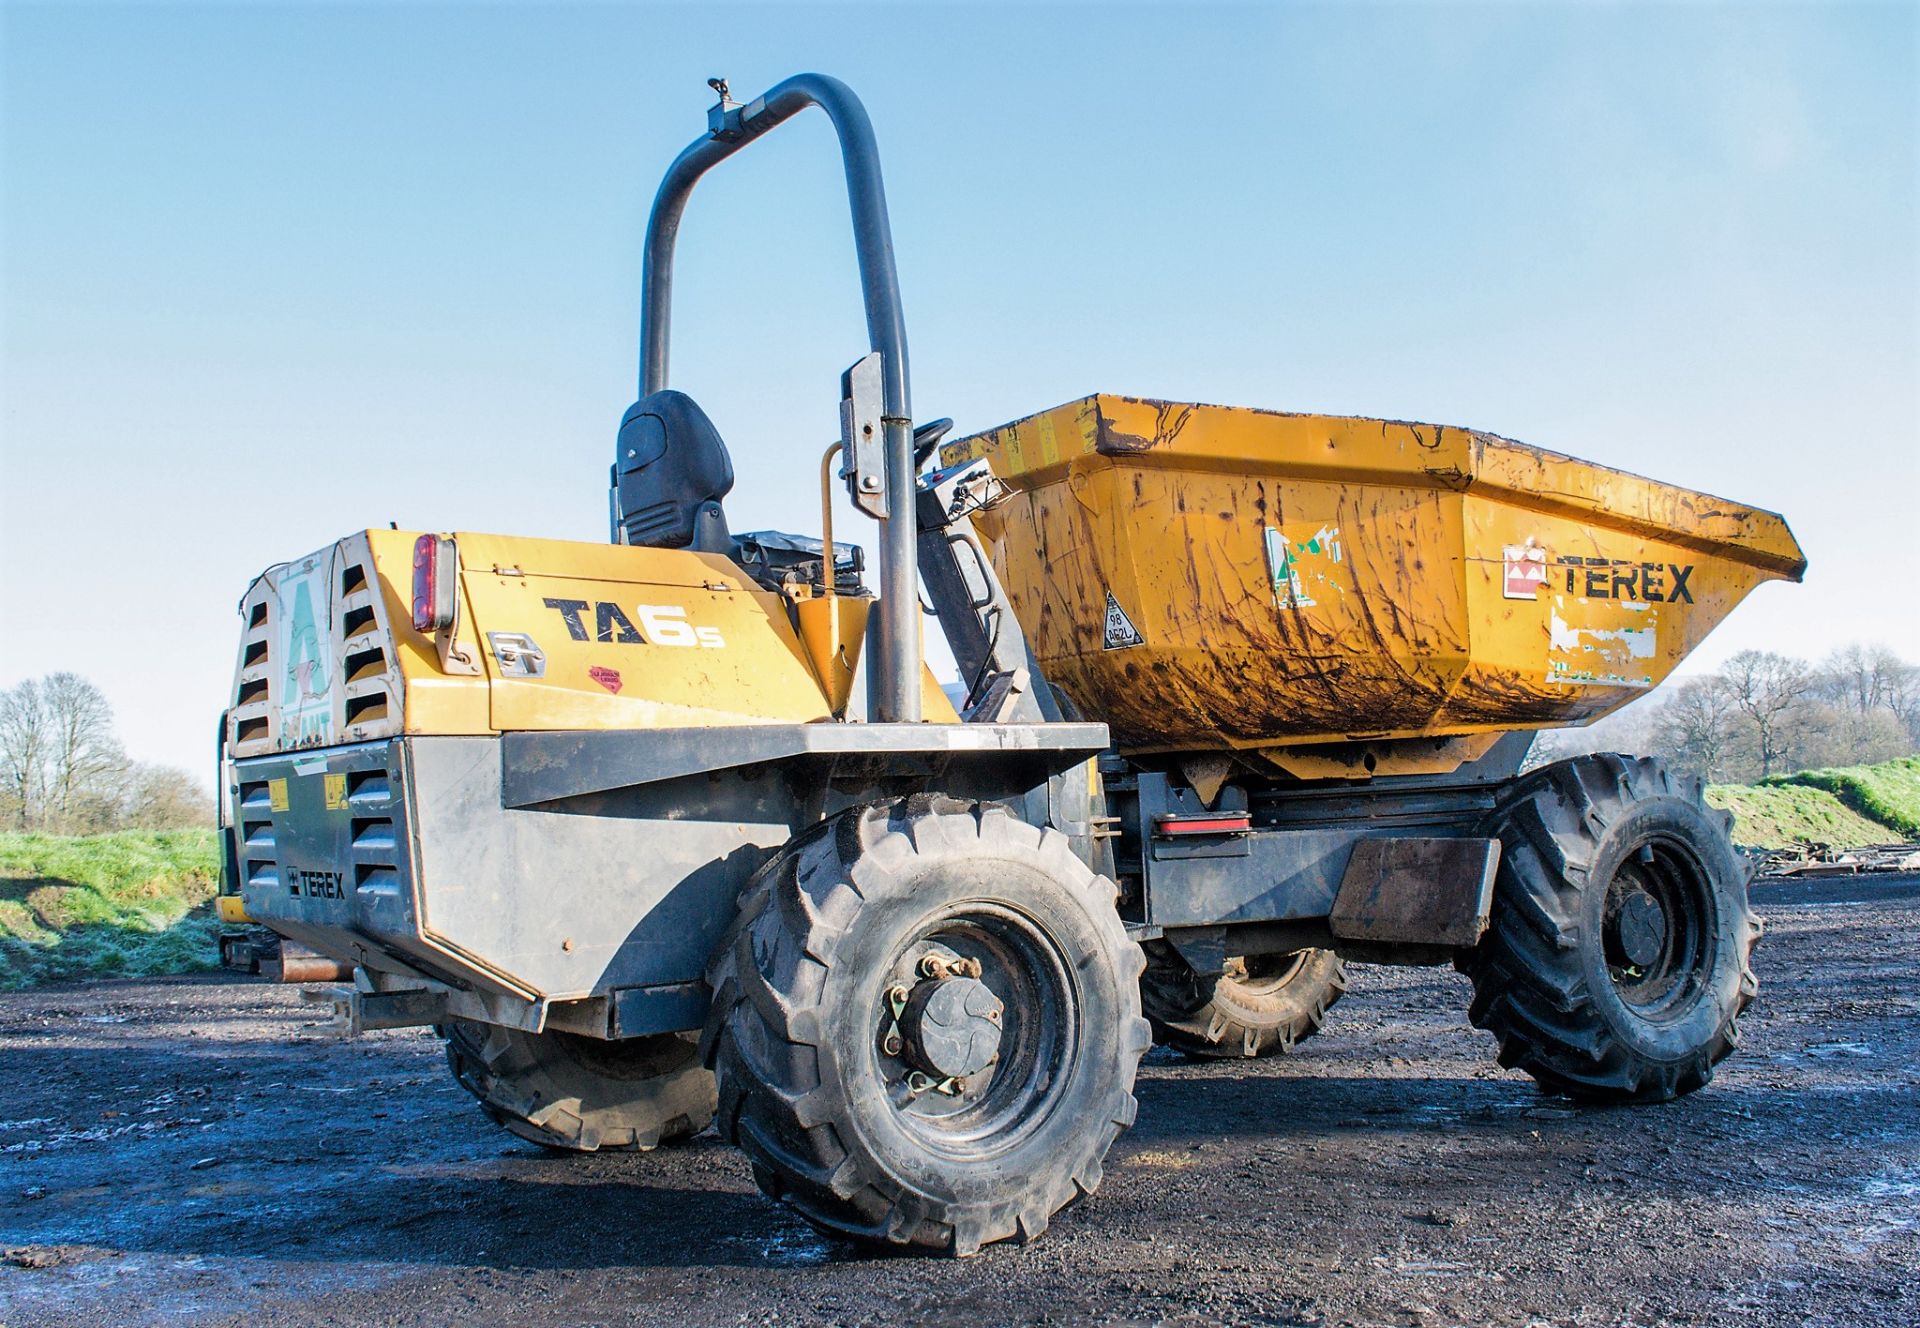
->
3 2 1915 773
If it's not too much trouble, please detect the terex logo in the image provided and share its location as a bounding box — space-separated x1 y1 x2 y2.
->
1556 557 1694 604
542 599 725 649
288 868 348 900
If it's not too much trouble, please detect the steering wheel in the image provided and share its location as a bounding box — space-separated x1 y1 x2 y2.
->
912 418 955 470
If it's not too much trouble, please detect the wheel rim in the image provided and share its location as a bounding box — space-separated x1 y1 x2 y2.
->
1601 836 1716 1018
871 901 1078 1160
1222 951 1310 997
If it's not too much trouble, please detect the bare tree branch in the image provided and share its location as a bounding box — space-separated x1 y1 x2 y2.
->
1720 650 1816 780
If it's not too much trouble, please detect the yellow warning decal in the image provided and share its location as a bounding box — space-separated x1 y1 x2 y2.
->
268 778 290 812
324 772 348 811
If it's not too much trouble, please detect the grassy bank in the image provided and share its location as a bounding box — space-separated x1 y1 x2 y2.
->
1709 755 1920 852
0 829 221 990
1766 756 1920 839
1704 784 1895 852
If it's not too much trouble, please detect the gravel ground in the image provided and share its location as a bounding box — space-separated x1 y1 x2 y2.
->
0 877 1913 1328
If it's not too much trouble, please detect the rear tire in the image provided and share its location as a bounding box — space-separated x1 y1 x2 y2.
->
1140 944 1348 1058
703 796 1151 1256
442 1020 715 1151
1460 754 1760 1104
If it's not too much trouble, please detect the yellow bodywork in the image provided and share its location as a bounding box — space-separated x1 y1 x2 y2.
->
227 528 954 757
944 394 1804 766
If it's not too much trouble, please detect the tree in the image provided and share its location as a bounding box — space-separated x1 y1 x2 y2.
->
1653 675 1742 782
0 673 207 833
0 679 49 829
1791 702 1912 771
39 673 126 833
1880 656 1920 745
1720 650 1815 779
1818 643 1914 716
121 764 214 830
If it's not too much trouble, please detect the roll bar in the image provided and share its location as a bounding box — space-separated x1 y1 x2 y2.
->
634 74 921 723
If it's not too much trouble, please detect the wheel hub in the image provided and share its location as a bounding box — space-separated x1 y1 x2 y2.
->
1612 889 1668 970
900 974 1003 1079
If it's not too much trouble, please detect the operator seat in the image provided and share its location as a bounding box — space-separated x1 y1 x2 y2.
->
613 390 734 552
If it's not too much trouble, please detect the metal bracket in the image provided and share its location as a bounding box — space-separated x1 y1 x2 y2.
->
706 78 750 140
905 1070 963 1097
882 983 908 1058
840 351 888 518
485 632 546 679
308 984 449 1037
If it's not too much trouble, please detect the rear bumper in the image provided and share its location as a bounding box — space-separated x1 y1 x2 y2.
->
227 738 428 982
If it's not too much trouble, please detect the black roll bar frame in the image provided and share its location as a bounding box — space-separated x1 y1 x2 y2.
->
631 73 921 723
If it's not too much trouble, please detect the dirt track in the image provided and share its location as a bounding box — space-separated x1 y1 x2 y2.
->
1 879 1914 1328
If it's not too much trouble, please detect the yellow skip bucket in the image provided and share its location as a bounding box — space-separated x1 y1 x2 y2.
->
944 395 1805 763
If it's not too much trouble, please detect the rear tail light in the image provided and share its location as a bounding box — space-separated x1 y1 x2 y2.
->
411 534 458 633
1154 812 1252 837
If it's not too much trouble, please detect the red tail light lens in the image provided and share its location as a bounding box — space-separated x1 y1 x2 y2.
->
1153 812 1253 837
411 534 457 633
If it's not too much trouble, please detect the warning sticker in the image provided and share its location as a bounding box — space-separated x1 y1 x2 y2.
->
1102 591 1145 650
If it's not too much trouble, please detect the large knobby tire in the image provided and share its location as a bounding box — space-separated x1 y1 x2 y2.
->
1140 944 1348 1058
442 1020 715 1151
1460 753 1760 1104
703 796 1151 1257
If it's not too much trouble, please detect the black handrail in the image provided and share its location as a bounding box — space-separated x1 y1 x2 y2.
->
632 74 920 723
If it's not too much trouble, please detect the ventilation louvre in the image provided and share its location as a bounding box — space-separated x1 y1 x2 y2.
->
343 644 387 685
351 817 395 853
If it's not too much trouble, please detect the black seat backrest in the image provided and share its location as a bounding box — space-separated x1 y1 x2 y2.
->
613 390 734 550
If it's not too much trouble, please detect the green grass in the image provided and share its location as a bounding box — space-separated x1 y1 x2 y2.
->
0 829 221 990
1763 756 1920 839
1704 783 1898 852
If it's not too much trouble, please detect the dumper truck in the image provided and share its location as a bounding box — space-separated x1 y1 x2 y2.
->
214 74 1806 1256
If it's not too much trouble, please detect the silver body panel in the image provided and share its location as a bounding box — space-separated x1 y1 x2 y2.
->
229 726 1107 1036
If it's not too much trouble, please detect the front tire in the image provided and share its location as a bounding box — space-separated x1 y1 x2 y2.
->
703 796 1151 1256
1460 754 1760 1104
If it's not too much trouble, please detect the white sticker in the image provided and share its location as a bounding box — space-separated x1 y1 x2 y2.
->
1503 541 1549 600
1265 524 1342 609
1102 591 1145 651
